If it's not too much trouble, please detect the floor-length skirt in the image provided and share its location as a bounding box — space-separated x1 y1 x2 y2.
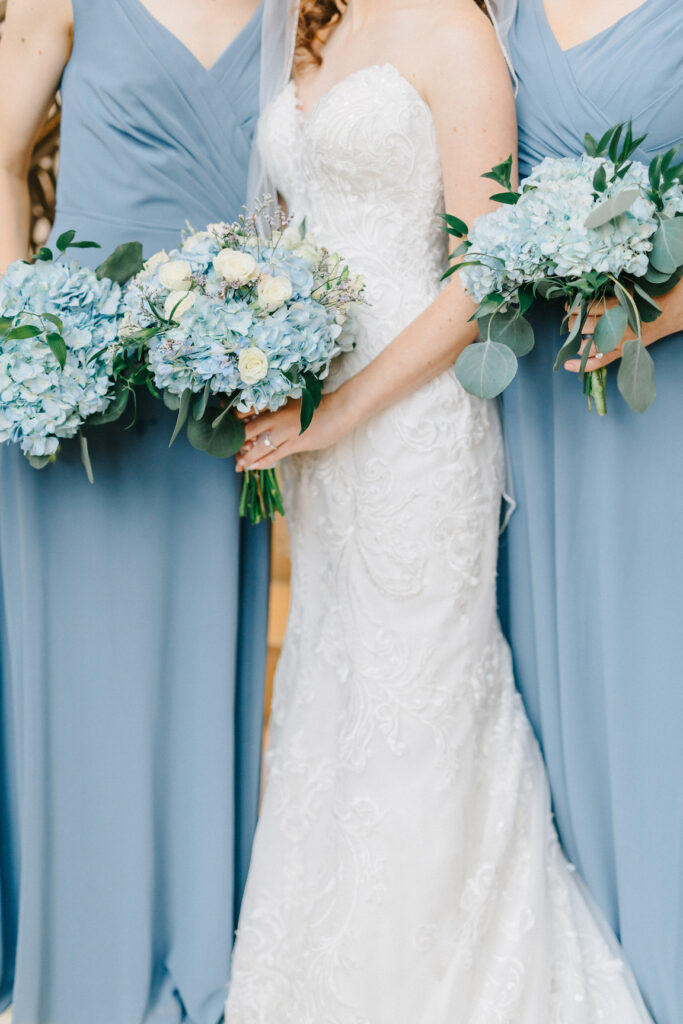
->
499 306 683 1024
0 222 269 1024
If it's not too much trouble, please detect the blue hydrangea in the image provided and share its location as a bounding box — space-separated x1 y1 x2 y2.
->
461 154 683 303
121 217 364 413
0 259 122 459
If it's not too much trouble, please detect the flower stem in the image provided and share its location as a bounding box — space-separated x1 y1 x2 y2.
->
239 468 285 523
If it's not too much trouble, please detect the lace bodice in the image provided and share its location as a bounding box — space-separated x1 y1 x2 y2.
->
258 65 448 325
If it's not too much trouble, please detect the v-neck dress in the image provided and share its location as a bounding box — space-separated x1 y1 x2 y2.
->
499 2 683 1022
0 3 267 1023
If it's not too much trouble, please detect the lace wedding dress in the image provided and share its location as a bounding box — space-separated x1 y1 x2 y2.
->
226 65 652 1024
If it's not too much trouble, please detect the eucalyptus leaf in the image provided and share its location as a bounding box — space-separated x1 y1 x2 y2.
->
613 281 639 333
211 403 234 429
641 266 682 297
535 279 565 301
0 315 13 332
193 380 211 421
88 386 130 426
553 313 584 371
187 407 245 457
455 340 518 399
592 304 628 354
46 332 68 370
162 391 181 412
80 433 95 484
34 247 53 262
68 240 101 250
650 217 683 275
27 454 53 470
169 388 192 447
617 339 656 413
644 264 672 285
632 282 662 324
584 187 640 228
96 241 144 285
487 311 535 356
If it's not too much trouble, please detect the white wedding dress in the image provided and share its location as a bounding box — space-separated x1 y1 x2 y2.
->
226 65 652 1024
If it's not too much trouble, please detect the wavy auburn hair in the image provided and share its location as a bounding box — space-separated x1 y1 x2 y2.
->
295 1 489 68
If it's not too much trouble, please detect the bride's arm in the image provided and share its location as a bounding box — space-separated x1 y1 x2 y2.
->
0 0 73 273
237 6 517 470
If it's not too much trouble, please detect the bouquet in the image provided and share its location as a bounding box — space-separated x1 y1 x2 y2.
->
0 231 144 478
121 205 364 522
445 124 683 415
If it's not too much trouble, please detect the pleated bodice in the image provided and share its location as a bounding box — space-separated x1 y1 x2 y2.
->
511 0 683 177
53 0 262 257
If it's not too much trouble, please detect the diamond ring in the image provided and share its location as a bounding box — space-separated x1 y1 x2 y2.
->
263 432 275 449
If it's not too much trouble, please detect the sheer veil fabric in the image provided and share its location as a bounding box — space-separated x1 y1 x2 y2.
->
248 0 299 206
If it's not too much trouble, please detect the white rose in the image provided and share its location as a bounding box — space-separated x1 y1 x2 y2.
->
144 249 170 274
257 274 293 313
238 347 269 385
164 290 196 321
158 259 193 291
213 248 259 286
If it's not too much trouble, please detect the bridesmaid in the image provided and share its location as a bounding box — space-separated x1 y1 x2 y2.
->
497 1 683 1021
0 1 268 1022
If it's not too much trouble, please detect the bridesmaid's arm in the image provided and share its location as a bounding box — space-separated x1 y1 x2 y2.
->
0 0 72 273
237 6 517 469
565 283 683 373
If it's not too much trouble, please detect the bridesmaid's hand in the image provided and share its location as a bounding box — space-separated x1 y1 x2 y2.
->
235 390 353 472
564 283 683 373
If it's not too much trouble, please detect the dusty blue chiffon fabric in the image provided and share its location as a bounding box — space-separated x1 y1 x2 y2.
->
500 2 683 1022
0 2 267 1022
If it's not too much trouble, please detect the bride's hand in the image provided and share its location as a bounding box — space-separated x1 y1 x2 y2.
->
235 390 352 472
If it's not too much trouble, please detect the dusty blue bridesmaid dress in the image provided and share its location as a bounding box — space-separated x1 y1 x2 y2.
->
500 2 683 1021
0 2 268 1022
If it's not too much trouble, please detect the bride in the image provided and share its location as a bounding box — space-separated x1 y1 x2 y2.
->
227 0 652 1020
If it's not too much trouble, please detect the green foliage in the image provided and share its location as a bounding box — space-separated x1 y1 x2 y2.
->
482 155 514 192
617 339 656 413
187 405 245 458
485 310 535 356
169 388 192 447
442 213 469 238
95 242 144 285
650 217 683 274
455 338 518 399
592 304 628 354
45 331 67 369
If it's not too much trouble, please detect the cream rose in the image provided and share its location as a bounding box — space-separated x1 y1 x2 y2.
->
143 249 170 275
158 259 193 291
164 290 196 321
238 347 269 385
257 274 293 313
213 248 259 286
